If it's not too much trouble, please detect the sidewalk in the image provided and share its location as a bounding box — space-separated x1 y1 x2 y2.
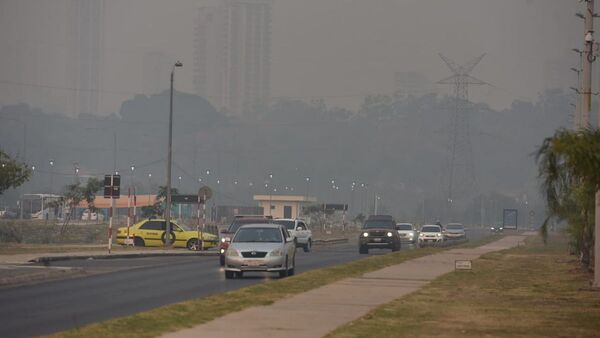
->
163 234 532 338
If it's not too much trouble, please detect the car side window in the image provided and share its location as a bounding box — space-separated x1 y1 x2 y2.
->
140 221 162 230
296 222 305 231
281 228 288 241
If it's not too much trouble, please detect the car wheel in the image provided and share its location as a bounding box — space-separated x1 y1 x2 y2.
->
219 255 225 266
279 257 289 278
225 271 234 279
161 231 176 245
303 239 312 253
288 255 296 276
133 237 145 247
186 239 199 251
359 246 368 254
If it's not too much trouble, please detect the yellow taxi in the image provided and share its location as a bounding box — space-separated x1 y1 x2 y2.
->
116 218 218 250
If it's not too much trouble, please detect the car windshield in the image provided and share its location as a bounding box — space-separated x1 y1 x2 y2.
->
421 226 441 232
273 220 295 230
364 220 395 229
446 224 464 230
396 224 413 230
228 218 271 233
233 227 282 243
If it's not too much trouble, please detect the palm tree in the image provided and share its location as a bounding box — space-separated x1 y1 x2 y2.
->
536 128 600 267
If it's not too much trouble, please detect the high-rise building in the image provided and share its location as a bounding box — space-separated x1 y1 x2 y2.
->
194 0 272 118
68 0 105 116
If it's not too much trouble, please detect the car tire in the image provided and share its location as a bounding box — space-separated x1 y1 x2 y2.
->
225 271 234 279
303 239 312 253
279 257 289 278
133 237 145 247
219 255 225 266
186 239 199 251
161 231 176 245
359 246 368 254
288 255 295 276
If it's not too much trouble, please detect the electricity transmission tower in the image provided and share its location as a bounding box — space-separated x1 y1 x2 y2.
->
437 53 487 214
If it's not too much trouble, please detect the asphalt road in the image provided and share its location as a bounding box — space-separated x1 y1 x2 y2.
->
0 229 488 338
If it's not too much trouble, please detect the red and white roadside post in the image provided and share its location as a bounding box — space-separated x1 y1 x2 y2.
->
133 186 137 224
126 187 131 245
197 193 201 251
108 197 114 254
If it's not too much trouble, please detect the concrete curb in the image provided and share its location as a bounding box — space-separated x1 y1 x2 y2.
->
312 238 349 245
29 251 219 264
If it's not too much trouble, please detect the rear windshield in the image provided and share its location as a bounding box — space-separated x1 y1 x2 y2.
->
421 226 441 233
228 218 271 233
446 224 464 230
273 220 295 230
396 224 413 230
364 220 395 229
233 227 282 243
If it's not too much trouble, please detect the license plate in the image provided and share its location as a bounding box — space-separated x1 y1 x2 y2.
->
244 260 262 266
373 238 382 242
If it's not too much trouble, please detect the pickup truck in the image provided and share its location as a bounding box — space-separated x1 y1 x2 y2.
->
273 218 313 252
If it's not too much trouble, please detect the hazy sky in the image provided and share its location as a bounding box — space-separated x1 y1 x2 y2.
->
0 0 580 115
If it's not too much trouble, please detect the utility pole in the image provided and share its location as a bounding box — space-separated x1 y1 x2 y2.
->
580 0 595 129
165 61 182 247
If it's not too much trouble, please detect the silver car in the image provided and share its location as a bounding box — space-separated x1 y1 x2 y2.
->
395 222 418 244
444 223 466 240
224 223 296 279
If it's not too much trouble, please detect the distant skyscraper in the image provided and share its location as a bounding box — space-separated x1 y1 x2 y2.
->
68 0 105 116
194 0 272 118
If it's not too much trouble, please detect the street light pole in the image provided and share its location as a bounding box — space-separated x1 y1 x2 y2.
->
165 61 182 247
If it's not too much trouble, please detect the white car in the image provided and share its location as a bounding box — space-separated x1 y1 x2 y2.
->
444 223 466 240
273 218 313 252
81 209 104 221
224 223 296 279
418 225 444 245
395 223 418 244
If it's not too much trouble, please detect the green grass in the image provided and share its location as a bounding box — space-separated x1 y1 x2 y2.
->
46 235 501 338
325 234 600 338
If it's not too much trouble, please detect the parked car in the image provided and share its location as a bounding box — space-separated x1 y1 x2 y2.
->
223 223 296 279
490 225 504 233
273 218 312 252
116 218 218 250
395 222 418 244
418 225 445 245
219 215 273 266
81 209 104 221
358 215 401 254
444 223 466 240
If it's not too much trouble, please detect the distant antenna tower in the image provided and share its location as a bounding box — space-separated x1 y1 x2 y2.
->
437 53 487 211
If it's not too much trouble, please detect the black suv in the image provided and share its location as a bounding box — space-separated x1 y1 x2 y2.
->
358 215 401 254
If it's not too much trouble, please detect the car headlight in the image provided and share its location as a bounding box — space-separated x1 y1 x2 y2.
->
419 233 425 237
226 248 240 257
221 237 231 243
499 227 503 230
437 233 441 237
362 232 369 237
408 233 414 238
386 232 393 237
220 248 225 254
270 248 284 256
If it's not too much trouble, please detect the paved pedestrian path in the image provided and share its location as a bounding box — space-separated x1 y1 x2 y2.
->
163 234 532 338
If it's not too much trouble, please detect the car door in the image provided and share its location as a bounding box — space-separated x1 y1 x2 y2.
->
295 221 309 240
138 221 164 246
281 227 295 265
170 223 186 247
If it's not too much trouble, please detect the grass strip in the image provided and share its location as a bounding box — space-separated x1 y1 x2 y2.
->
325 234 600 338
47 235 500 338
